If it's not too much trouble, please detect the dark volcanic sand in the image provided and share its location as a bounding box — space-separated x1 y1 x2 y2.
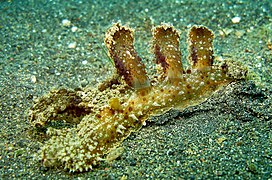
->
0 0 271 179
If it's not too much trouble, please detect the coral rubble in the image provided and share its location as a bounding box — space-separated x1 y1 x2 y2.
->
28 23 247 172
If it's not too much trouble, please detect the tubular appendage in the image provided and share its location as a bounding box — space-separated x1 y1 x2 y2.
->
105 23 150 90
152 24 183 81
188 25 214 70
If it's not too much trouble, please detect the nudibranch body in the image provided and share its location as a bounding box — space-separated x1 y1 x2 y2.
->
29 23 247 172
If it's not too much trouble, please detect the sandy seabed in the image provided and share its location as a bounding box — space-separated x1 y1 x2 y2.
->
0 0 271 179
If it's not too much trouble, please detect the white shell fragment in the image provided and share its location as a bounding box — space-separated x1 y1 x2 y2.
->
62 19 71 27
231 16 241 24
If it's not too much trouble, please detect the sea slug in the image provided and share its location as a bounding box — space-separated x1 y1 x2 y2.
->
28 23 247 172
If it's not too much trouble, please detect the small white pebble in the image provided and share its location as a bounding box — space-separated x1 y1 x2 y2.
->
62 19 71 27
256 63 262 68
177 160 181 166
30 75 37 83
71 26 78 32
231 16 241 24
82 60 87 65
68 42 77 49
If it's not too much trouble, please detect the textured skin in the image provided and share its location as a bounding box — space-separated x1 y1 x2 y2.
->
29 23 247 172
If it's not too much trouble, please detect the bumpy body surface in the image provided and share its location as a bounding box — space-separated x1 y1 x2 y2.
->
29 23 247 172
